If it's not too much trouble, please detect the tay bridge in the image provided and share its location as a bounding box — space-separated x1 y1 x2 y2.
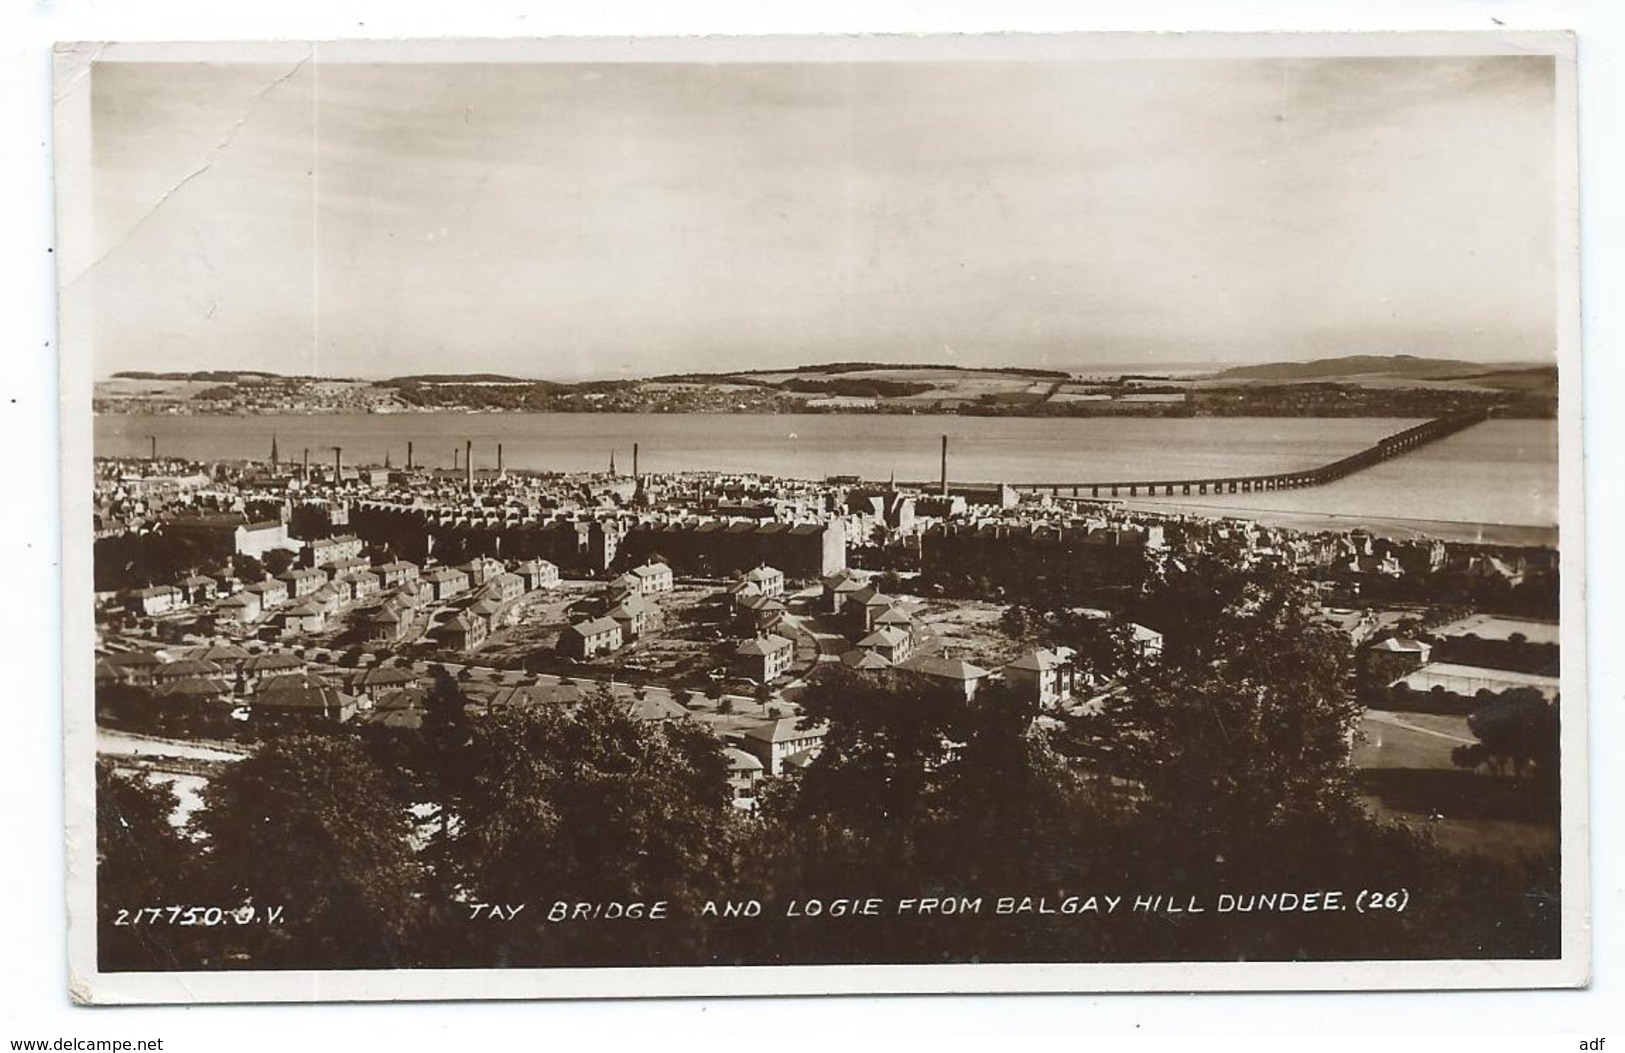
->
910 408 1493 500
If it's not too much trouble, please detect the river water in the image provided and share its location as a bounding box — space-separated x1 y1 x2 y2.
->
95 413 1559 546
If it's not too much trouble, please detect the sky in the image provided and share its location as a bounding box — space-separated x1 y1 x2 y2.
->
71 48 1558 380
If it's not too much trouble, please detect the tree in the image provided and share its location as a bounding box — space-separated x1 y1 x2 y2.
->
876 570 906 593
999 603 1044 641
1452 688 1559 794
94 531 210 591
919 677 1103 887
420 666 473 890
95 681 154 731
452 689 732 901
1121 554 1260 665
1059 617 1137 681
96 762 200 969
195 733 427 968
262 548 297 578
230 553 266 583
734 667 1122 965
1075 576 1364 854
441 690 737 964
782 665 965 837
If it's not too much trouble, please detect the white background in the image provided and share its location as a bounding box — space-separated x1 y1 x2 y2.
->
2 1 1619 1048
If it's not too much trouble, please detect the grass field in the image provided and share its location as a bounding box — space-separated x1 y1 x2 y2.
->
1353 710 1557 860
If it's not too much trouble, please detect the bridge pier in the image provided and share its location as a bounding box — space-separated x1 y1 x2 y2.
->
1182 483 1191 495
1164 484 1174 496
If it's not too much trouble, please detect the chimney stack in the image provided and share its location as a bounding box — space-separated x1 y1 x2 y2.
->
149 435 157 461
497 443 505 477
302 448 310 481
406 441 414 471
465 440 473 490
333 446 342 479
633 442 640 479
453 447 459 472
940 435 949 496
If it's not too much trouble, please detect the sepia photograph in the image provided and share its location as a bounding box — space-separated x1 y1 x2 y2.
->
54 32 1585 1002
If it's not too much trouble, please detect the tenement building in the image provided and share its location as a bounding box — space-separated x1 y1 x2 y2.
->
920 521 1163 592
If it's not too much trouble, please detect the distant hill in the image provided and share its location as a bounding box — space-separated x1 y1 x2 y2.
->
1435 365 1559 393
110 370 288 382
1214 355 1514 381
386 374 540 385
774 361 1070 380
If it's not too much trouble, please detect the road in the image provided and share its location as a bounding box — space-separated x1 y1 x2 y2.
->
1363 709 1476 745
96 728 249 763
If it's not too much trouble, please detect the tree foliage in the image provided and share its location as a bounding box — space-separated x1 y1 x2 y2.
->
450 690 734 905
427 689 738 965
195 733 427 967
261 548 297 578
93 531 214 591
420 665 472 883
1076 577 1364 848
1453 689 1560 795
96 762 200 970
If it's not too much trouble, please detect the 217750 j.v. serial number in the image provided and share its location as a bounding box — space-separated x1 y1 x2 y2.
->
112 906 285 926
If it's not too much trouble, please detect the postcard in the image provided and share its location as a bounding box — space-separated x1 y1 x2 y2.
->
56 31 1586 1002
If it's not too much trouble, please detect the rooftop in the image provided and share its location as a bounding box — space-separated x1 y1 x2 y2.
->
898 654 991 681
736 634 793 657
742 716 829 744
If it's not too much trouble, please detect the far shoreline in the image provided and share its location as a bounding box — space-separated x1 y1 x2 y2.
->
1102 496 1556 549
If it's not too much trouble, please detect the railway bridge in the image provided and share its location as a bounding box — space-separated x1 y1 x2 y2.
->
1005 408 1491 500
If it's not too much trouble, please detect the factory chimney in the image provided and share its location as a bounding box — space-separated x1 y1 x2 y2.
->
497 443 505 478
465 440 473 490
940 435 949 496
333 446 342 479
148 436 157 461
406 441 414 471
633 442 640 479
